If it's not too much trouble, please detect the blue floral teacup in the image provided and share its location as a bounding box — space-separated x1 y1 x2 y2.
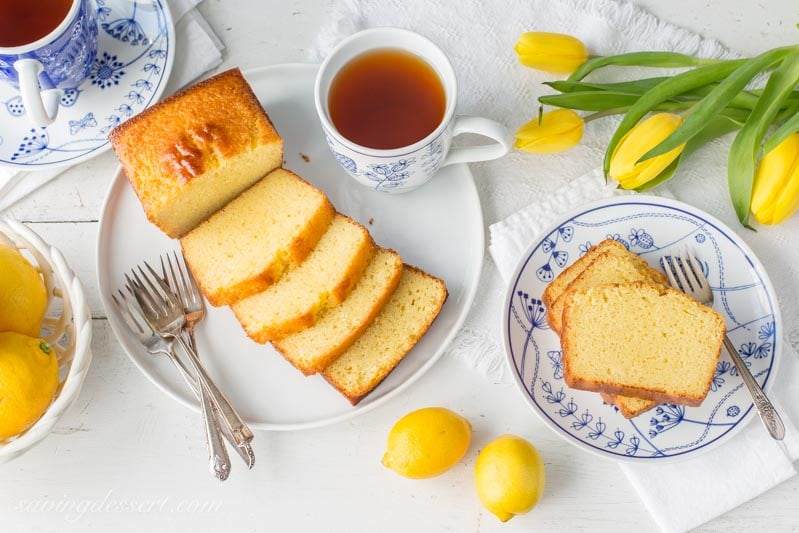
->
315 28 511 193
0 0 98 126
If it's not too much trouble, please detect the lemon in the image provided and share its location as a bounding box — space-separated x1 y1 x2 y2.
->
0 331 59 440
474 434 546 522
381 407 472 479
0 244 48 337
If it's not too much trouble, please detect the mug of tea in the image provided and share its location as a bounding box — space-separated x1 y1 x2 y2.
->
314 28 512 193
0 0 98 126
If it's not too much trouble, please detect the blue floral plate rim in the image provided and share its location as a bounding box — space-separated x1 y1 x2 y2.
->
0 0 175 169
501 194 782 464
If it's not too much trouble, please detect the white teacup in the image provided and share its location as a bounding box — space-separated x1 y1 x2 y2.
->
314 28 511 193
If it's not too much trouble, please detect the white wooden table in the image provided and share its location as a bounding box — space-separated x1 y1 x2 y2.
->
3 1 798 531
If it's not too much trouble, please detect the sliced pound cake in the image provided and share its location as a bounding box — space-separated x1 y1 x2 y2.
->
181 168 335 306
544 239 666 332
273 248 403 375
231 214 375 342
600 392 658 419
561 281 725 406
548 249 666 334
109 68 284 238
323 265 447 405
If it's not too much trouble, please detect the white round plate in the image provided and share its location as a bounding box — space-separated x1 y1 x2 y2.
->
502 196 781 463
0 0 174 169
96 64 484 431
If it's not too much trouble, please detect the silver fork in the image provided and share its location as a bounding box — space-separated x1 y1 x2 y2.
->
112 289 231 480
660 250 785 440
127 263 255 450
161 252 255 469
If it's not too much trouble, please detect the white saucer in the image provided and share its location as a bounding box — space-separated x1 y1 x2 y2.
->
0 0 174 169
96 63 485 431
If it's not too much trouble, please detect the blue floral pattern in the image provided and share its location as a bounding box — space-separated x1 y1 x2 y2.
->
505 197 780 462
364 159 416 191
0 0 173 167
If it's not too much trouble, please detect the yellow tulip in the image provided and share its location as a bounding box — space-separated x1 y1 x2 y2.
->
514 32 588 74
515 109 584 154
609 113 686 190
750 133 799 225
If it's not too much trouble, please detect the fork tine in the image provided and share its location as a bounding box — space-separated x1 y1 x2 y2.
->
683 248 706 290
114 290 148 335
660 256 682 290
166 253 184 303
160 255 170 288
133 267 163 316
144 260 178 306
172 251 189 303
671 254 695 293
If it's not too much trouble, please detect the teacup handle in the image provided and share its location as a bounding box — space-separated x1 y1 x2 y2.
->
441 116 512 167
14 58 62 127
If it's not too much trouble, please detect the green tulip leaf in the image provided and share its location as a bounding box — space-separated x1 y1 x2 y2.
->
568 51 727 82
639 46 799 162
764 106 799 153
728 53 799 225
602 59 748 175
539 92 641 111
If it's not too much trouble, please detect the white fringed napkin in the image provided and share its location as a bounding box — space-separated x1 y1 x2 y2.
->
0 0 224 212
312 0 799 531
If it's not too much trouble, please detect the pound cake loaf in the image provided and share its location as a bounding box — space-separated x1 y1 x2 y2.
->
323 265 447 405
181 168 335 306
543 239 666 331
231 214 375 343
274 248 403 375
109 68 284 238
561 281 725 406
548 249 665 334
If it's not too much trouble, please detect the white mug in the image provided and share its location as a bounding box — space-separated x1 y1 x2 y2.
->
314 27 511 193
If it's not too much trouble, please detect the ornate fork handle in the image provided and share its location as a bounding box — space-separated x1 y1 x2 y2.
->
723 336 785 440
173 333 255 447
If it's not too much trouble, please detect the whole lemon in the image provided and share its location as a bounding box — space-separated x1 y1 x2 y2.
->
381 407 472 479
474 434 546 522
0 331 59 440
0 244 48 337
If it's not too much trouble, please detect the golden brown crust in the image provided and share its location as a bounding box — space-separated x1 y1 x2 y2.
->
599 392 658 419
109 68 283 237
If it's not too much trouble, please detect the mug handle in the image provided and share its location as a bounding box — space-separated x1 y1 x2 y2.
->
14 58 62 127
441 116 512 167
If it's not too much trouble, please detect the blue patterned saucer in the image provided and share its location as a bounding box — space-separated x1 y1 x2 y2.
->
0 0 174 169
502 195 781 463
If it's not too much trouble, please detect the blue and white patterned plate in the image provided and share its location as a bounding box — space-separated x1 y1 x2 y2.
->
0 0 174 169
502 195 781 463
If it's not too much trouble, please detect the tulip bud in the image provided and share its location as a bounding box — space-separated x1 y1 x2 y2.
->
609 113 686 190
514 109 584 154
750 133 799 225
515 32 588 75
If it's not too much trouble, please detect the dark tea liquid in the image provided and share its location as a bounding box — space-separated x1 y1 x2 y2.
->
328 48 446 150
0 0 73 47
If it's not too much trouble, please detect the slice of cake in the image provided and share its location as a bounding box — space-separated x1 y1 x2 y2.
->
549 249 666 333
181 168 335 306
231 214 375 342
273 248 403 375
323 265 447 405
543 239 666 332
109 68 284 238
561 281 725 406
600 392 658 419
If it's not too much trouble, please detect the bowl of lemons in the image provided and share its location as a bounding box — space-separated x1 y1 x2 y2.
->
0 216 92 462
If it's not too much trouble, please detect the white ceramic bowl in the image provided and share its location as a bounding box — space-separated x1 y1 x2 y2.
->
0 217 92 463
